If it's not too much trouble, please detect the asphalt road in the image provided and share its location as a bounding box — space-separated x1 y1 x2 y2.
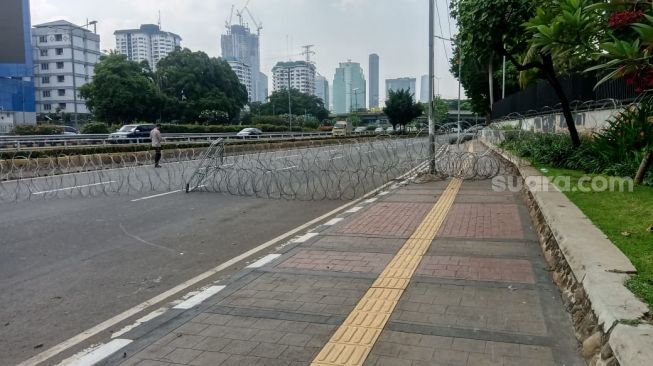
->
0 138 429 365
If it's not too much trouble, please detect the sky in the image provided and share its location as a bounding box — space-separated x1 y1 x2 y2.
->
30 0 460 104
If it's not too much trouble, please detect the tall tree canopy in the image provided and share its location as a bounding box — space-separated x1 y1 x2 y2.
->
383 89 424 130
156 49 248 122
79 54 163 123
451 0 604 147
250 89 330 121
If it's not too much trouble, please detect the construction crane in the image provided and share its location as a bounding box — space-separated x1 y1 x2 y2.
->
225 4 235 30
225 1 263 35
302 45 315 63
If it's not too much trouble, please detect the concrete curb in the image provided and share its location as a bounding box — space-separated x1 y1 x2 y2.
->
481 138 651 366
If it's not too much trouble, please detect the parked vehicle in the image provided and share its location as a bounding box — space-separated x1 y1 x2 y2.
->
107 124 155 143
236 128 263 137
354 126 367 133
332 121 352 137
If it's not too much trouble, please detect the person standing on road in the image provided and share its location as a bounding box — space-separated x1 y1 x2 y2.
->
150 124 163 168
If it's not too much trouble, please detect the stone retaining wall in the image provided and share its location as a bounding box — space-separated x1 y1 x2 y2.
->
481 139 651 366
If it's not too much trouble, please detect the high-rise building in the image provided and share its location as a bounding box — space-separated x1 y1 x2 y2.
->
333 61 366 114
272 61 316 95
32 20 100 117
114 24 181 70
226 58 253 101
222 24 267 102
369 54 379 108
0 0 36 129
258 72 268 102
315 74 329 109
386 77 417 101
420 74 430 103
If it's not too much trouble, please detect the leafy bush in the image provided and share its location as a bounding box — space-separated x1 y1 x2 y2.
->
12 124 63 135
500 127 651 184
592 102 653 176
81 122 110 134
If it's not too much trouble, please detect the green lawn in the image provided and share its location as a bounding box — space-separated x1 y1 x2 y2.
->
534 164 653 309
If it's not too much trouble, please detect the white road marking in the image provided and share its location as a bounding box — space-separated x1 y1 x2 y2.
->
324 218 344 226
378 191 390 196
346 206 363 213
365 198 378 203
110 308 168 339
274 155 300 160
18 161 429 366
173 286 226 310
293 232 319 243
32 181 116 195
55 339 132 366
265 166 297 173
131 190 182 202
246 254 282 268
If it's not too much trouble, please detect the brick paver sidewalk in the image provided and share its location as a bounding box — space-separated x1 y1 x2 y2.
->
113 172 583 365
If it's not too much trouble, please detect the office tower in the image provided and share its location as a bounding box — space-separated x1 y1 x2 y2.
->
333 61 366 114
369 54 379 108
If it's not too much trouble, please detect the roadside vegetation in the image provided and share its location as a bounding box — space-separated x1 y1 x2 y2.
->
537 165 653 308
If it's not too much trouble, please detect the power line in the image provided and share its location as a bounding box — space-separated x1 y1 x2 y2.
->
444 0 454 39
434 0 450 61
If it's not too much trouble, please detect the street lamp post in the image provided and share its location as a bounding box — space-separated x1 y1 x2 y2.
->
434 33 462 143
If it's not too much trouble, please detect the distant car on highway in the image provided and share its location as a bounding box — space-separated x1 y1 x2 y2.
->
236 128 263 137
374 127 385 133
354 126 367 133
108 124 155 143
385 126 395 134
57 126 79 135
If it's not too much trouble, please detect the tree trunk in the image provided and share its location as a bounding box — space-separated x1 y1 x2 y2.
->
542 56 581 148
635 151 653 185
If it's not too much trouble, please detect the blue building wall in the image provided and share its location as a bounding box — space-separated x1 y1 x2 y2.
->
0 0 34 77
0 78 35 113
0 0 35 116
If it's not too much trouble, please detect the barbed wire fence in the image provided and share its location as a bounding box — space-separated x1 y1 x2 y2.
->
0 132 509 203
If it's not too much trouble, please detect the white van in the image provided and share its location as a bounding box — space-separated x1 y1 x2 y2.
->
332 121 352 137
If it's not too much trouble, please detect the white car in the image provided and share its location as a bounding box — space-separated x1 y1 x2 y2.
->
354 127 367 133
236 128 263 137
374 127 385 133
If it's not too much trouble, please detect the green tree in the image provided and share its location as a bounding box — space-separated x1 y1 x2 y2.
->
256 89 329 121
383 89 424 131
451 0 603 147
79 53 163 123
156 48 248 123
431 96 449 126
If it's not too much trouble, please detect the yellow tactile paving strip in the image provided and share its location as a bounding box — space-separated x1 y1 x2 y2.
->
311 178 463 366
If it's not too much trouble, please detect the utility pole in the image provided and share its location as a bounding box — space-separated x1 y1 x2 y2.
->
428 0 436 174
287 67 292 132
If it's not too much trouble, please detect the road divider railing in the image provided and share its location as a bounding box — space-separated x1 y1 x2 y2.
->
0 131 383 150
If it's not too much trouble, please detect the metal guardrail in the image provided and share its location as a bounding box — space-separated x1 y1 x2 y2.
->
0 131 354 150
